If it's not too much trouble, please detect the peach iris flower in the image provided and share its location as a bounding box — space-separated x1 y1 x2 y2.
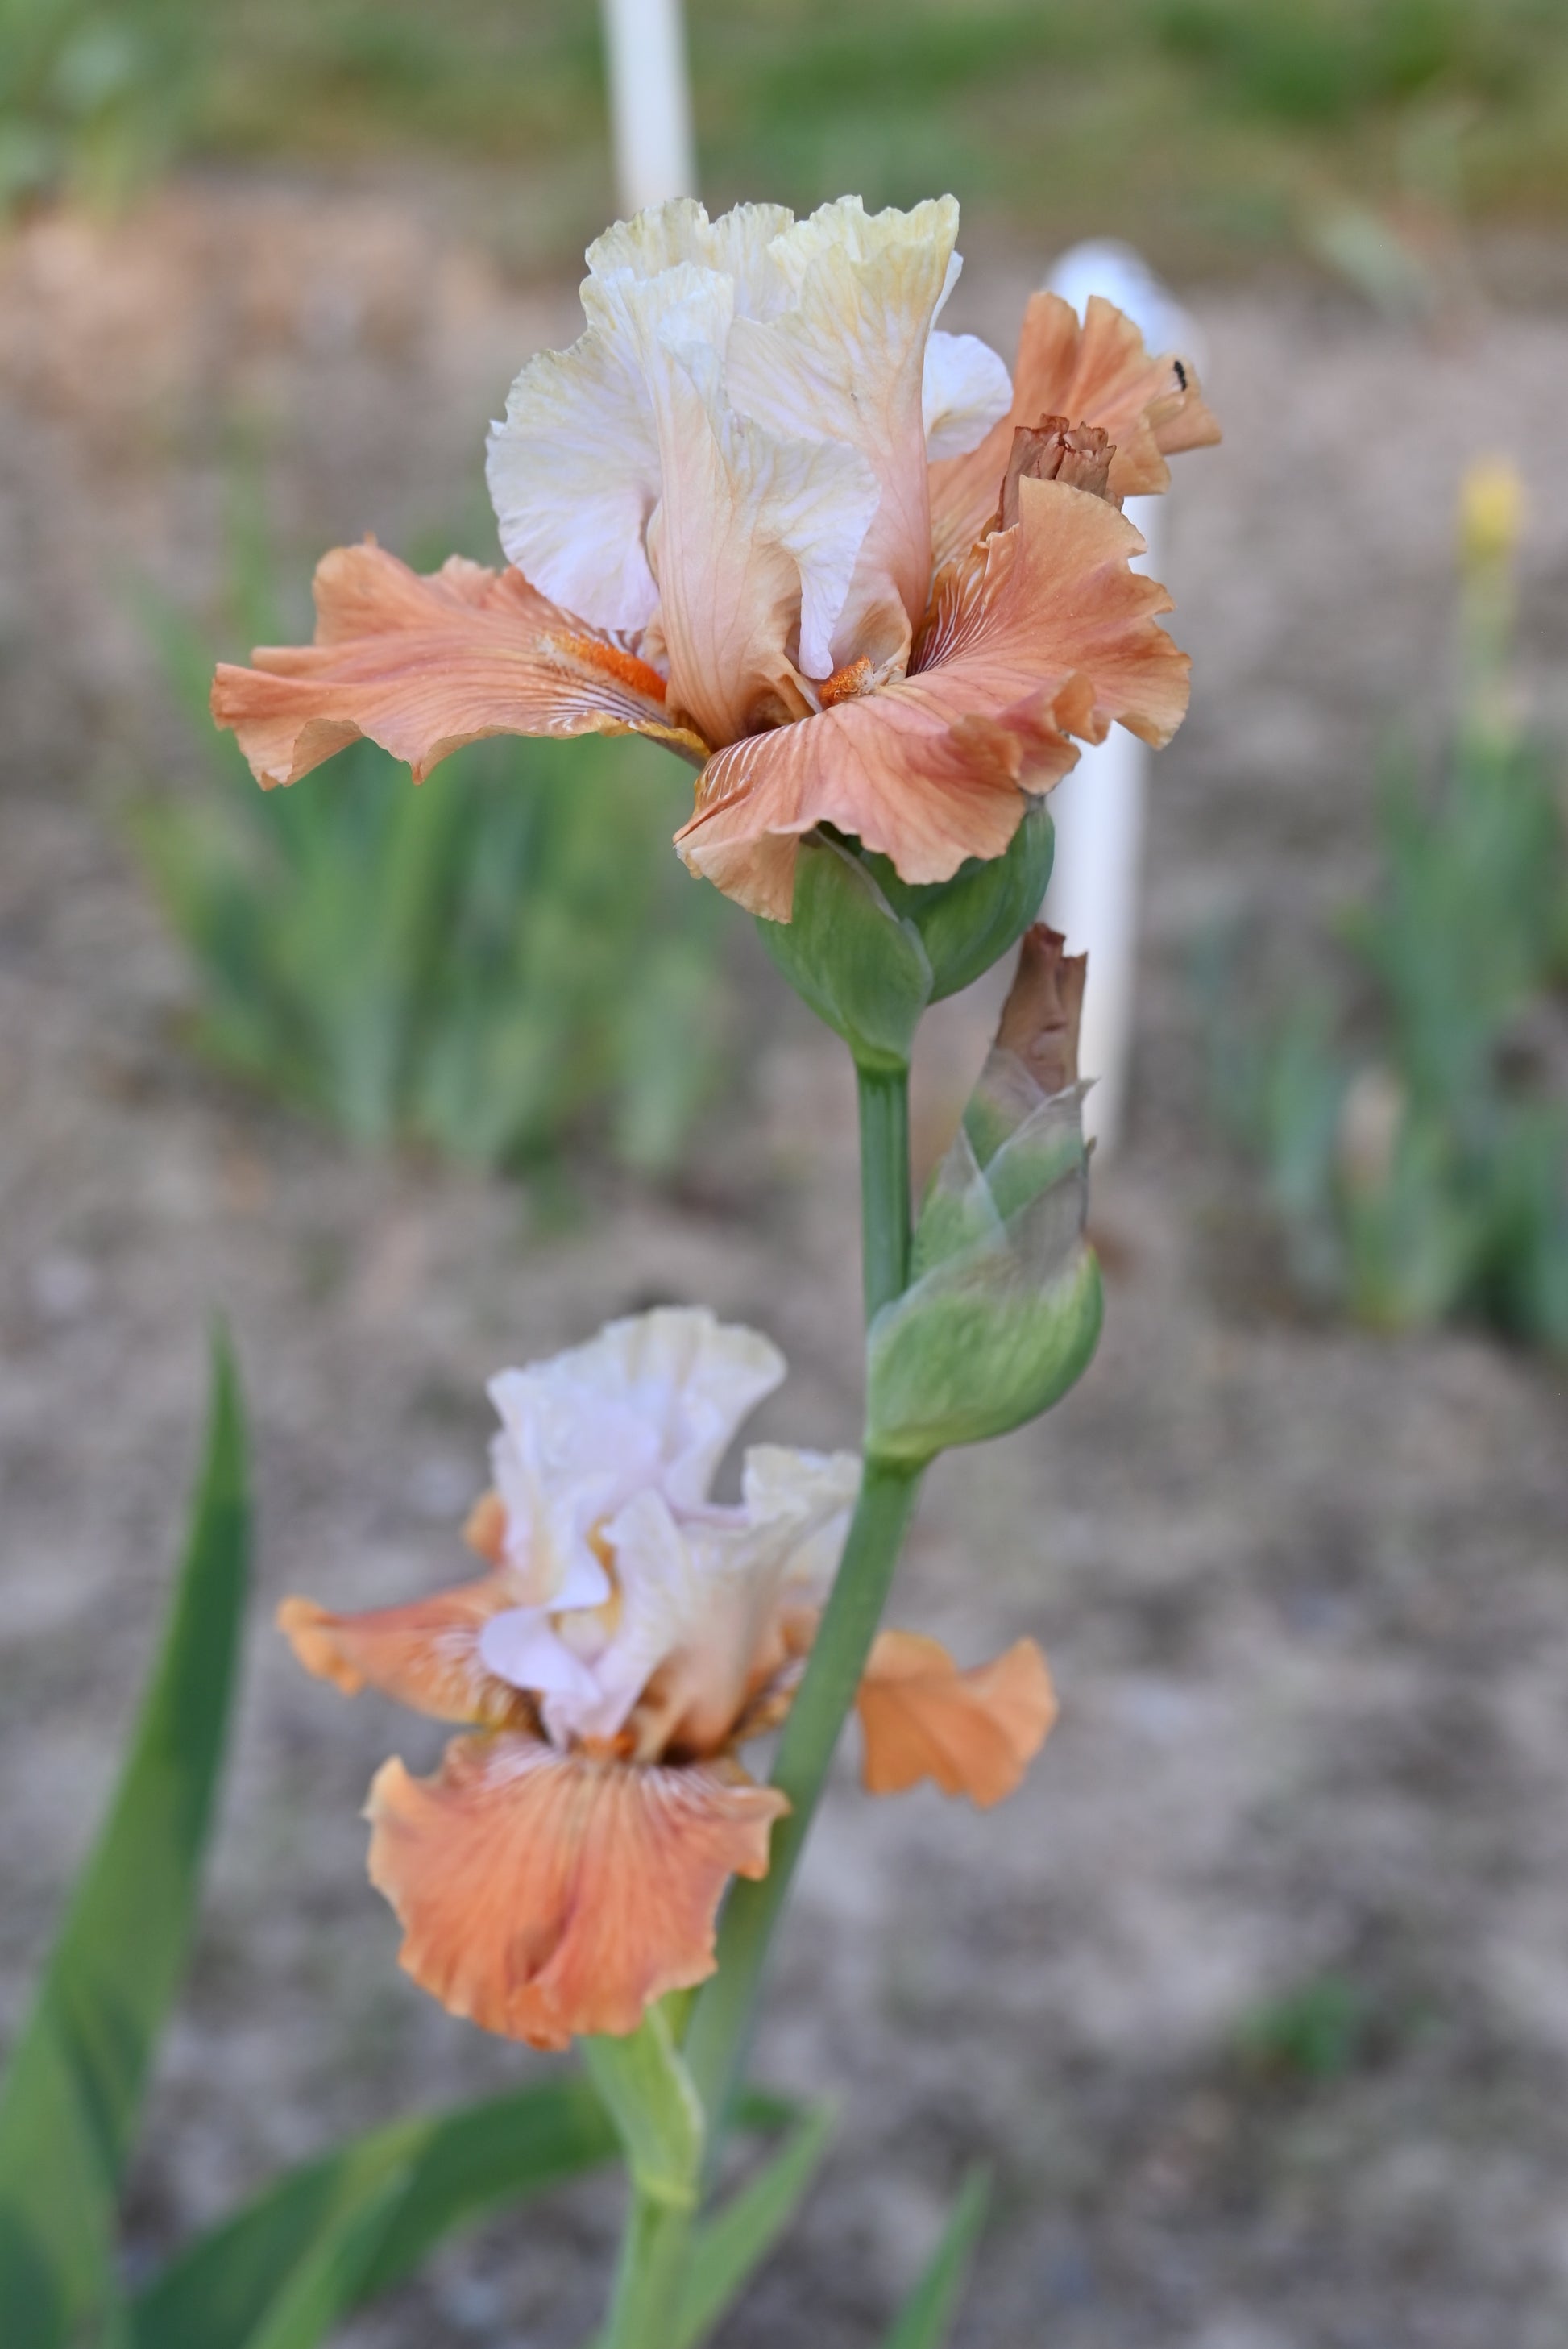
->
212 195 1217 919
281 1309 1056 2048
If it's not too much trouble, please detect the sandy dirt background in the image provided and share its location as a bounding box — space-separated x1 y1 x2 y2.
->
2 179 1567 2348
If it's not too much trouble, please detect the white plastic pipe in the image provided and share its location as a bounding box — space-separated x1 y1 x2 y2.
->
1042 242 1202 1154
600 0 698 216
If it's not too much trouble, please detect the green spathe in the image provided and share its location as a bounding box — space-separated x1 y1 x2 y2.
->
757 831 932 1073
867 802 1056 1005
865 1052 1102 1465
756 809 1057 1072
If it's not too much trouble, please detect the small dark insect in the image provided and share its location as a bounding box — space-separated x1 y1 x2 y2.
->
1173 358 1188 391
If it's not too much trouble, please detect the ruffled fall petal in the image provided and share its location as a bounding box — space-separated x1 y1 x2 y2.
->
210 541 707 790
929 290 1220 566
277 1579 524 1727
676 473 1189 917
857 1629 1057 1808
367 1733 788 2048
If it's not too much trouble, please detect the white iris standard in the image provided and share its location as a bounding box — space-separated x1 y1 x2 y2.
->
485 196 1013 745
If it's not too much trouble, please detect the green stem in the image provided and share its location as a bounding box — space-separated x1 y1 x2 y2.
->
684 1057 918 2134
683 1456 920 2131
599 2186 693 2349
857 1062 912 1319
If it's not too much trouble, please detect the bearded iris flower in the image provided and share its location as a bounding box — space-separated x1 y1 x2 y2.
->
282 1309 1055 2048
212 193 1216 918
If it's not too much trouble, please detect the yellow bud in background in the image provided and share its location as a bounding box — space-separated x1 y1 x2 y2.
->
1458 456 1524 571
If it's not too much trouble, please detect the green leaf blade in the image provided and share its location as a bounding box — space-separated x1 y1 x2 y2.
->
674 2102 834 2349
881 2168 990 2349
0 1335 251 2348
131 2077 619 2349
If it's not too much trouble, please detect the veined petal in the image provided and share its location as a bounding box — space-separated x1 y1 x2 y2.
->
478 1607 604 1708
923 328 1014 461
589 1446 860 1758
857 1629 1057 1807
726 197 963 670
278 1579 523 1727
586 197 800 316
620 261 879 739
210 542 707 791
486 321 662 637
486 1306 786 1605
929 290 1221 566
367 1734 787 2048
677 473 1190 917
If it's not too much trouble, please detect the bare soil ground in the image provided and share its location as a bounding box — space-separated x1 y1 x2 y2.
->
2 177 1567 2349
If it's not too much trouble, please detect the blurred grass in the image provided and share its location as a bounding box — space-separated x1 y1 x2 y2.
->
130 468 733 1181
9 0 1566 264
184 0 1568 270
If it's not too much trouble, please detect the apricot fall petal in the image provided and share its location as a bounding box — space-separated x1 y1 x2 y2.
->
857 1629 1058 1807
277 1580 525 1728
212 542 707 791
367 1734 788 2048
676 474 1190 918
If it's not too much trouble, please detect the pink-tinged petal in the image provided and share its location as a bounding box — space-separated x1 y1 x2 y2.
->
929 291 1221 566
727 197 964 672
462 1488 508 1566
367 1733 788 2048
210 542 708 791
278 1578 522 1727
677 473 1190 917
618 263 879 745
857 1629 1057 1808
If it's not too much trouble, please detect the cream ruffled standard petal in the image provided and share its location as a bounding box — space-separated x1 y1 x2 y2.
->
210 542 707 788
725 195 967 674
367 1733 787 2048
590 1446 861 1758
857 1629 1057 1807
471 1443 858 1757
923 327 1014 461
677 472 1191 917
486 1307 786 1587
617 260 880 740
485 319 663 637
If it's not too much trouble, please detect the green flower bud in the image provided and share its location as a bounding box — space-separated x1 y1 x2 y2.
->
757 829 932 1073
866 801 1056 1004
757 808 1056 1071
865 926 1102 1465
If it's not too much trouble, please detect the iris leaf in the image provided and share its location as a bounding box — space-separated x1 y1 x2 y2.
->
131 2074 620 2349
881 2167 990 2349
0 1335 249 2349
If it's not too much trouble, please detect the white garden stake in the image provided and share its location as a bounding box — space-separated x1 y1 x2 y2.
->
1042 243 1203 1154
599 0 698 215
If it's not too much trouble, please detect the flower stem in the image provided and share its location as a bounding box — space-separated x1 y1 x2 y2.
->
599 2184 693 2349
857 1062 913 1320
684 1057 919 2135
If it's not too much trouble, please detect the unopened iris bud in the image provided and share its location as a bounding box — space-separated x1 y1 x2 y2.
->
757 829 933 1073
866 801 1056 1004
759 807 1058 1073
865 925 1103 1465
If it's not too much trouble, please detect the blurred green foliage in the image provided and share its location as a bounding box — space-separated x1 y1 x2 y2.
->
1206 467 1568 1349
0 0 199 213
134 489 729 1181
1235 1973 1369 2083
6 0 1568 263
